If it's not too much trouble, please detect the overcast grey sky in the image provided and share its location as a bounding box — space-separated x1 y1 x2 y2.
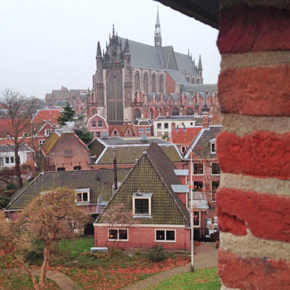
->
0 0 220 99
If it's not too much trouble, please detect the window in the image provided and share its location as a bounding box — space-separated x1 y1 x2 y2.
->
113 130 118 136
132 192 152 217
10 157 14 163
157 123 161 129
74 166 81 170
108 229 128 241
164 123 169 129
64 149 73 157
96 132 101 137
145 128 150 133
193 181 203 191
156 230 176 242
139 128 144 133
45 129 52 136
74 188 90 204
0 158 3 167
193 163 203 175
39 140 45 145
23 132 28 137
181 146 186 153
57 167 65 171
212 181 219 202
98 121 103 127
210 139 216 154
211 163 221 175
92 120 96 128
5 157 9 164
193 211 201 227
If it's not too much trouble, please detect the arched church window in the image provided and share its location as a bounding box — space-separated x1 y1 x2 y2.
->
134 109 141 120
186 107 194 115
135 71 140 91
172 107 180 116
151 74 156 93
159 74 164 94
143 73 149 94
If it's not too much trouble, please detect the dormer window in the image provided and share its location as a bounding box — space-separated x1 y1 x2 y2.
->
45 129 52 136
132 192 152 217
98 121 103 127
74 188 90 205
210 138 216 154
92 120 96 128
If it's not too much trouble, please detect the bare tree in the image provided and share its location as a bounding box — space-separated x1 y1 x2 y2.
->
101 204 135 255
0 187 88 289
1 89 36 188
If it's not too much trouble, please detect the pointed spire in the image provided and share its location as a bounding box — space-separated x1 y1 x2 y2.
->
156 6 160 26
124 38 130 54
198 54 202 70
112 24 115 36
96 41 102 58
154 6 162 47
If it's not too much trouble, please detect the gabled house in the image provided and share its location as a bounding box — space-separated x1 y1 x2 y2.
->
41 130 91 171
87 114 109 139
5 168 130 221
94 143 190 251
184 125 222 217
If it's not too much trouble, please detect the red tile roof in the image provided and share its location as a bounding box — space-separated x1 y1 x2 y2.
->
0 119 32 139
171 127 202 146
31 109 61 125
108 124 135 136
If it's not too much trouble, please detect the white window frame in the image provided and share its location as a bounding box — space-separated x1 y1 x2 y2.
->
155 229 176 242
74 188 90 204
211 162 221 176
91 120 96 128
98 120 103 128
193 162 204 175
45 129 52 136
132 193 152 218
193 211 201 228
210 138 216 154
145 127 150 133
108 228 129 241
39 140 45 145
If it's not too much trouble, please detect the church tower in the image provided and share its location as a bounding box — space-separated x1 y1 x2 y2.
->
154 7 162 47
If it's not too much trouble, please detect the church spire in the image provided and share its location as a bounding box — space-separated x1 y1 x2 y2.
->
198 54 203 71
96 41 102 58
154 7 162 47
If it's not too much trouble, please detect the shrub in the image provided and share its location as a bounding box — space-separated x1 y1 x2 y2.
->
6 183 17 190
147 245 165 262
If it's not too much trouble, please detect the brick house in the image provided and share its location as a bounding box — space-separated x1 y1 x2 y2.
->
5 169 130 225
41 130 91 171
184 125 222 219
86 114 109 139
94 143 190 251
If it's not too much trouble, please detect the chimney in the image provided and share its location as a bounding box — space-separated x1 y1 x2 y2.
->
201 100 210 128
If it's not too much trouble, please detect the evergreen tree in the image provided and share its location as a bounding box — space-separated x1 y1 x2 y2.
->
74 127 93 144
57 104 75 125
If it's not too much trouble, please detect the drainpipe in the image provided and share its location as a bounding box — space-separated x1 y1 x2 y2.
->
113 146 118 192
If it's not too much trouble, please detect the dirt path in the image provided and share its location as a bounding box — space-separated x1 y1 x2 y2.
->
124 242 218 290
2 268 81 290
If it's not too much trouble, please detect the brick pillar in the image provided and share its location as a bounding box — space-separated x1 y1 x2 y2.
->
216 2 290 289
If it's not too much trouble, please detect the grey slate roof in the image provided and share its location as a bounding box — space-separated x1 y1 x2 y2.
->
183 84 217 93
0 144 33 153
6 169 130 211
97 143 189 226
97 137 168 146
120 38 198 76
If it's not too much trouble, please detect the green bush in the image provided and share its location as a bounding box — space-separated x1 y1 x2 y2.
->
147 245 165 262
6 183 17 190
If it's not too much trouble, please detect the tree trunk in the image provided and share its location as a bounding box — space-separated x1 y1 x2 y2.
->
39 244 51 289
14 146 23 188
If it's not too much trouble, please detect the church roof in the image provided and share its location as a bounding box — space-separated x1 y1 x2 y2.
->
119 38 198 76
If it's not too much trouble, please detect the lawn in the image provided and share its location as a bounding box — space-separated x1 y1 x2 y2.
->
0 271 59 290
146 268 220 290
27 237 191 289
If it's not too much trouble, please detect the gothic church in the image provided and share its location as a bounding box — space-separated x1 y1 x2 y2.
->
89 10 216 124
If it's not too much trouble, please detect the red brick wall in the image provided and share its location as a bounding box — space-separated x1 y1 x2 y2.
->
47 134 90 171
217 2 290 289
165 73 176 93
94 226 190 251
